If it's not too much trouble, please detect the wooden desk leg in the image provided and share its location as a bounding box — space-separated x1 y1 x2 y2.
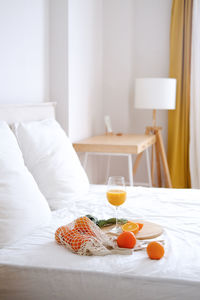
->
156 130 172 188
128 154 134 186
133 130 155 186
133 152 143 175
155 140 162 187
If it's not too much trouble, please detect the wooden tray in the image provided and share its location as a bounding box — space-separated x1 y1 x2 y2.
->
102 220 163 240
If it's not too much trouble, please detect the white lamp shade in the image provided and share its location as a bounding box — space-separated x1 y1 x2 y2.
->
134 78 177 110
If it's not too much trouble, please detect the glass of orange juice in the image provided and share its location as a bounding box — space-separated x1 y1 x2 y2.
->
107 176 126 234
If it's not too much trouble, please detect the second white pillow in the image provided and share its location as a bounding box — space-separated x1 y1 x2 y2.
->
13 119 89 210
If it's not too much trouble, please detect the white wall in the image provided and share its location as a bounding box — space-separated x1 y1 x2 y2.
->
49 0 68 132
132 0 172 135
0 0 173 185
67 0 104 183
68 0 103 142
102 0 172 184
102 0 134 182
0 0 49 103
103 0 134 134
132 0 172 184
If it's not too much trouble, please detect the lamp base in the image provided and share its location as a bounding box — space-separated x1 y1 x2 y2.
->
133 126 172 188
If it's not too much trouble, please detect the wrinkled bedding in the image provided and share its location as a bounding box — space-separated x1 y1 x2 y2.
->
0 185 200 300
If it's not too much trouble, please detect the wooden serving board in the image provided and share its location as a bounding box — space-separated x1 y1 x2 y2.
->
102 220 163 240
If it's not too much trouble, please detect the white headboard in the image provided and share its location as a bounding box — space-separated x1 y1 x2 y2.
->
0 102 56 124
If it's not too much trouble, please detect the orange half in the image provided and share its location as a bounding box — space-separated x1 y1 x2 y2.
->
137 223 144 231
122 222 139 235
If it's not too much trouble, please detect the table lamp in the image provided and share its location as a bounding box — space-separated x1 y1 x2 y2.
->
133 78 177 188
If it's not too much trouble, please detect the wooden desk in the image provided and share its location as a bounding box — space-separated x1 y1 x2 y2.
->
73 134 156 186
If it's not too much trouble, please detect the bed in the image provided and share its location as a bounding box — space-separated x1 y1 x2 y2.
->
0 103 200 300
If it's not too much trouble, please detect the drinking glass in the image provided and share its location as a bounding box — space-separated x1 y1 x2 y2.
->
106 176 126 234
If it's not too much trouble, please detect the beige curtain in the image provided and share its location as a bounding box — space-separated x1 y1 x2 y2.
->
190 0 200 188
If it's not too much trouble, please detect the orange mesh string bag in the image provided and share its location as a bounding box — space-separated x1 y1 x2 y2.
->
55 216 131 256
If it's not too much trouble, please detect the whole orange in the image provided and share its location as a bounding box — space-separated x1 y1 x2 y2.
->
74 216 96 237
55 225 70 244
117 231 136 249
70 233 90 251
146 241 165 260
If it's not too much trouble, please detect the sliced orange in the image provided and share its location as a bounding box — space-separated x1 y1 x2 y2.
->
121 222 139 235
137 223 144 231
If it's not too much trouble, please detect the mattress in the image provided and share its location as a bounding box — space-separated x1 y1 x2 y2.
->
0 185 200 300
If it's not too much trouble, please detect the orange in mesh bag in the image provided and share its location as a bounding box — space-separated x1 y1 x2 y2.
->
55 216 132 256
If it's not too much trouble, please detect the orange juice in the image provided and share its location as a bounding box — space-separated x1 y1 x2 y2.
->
107 189 126 206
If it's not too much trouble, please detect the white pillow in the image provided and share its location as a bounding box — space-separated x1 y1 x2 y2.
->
13 119 89 210
0 121 51 248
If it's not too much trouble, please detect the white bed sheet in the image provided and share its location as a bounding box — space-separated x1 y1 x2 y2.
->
0 185 200 300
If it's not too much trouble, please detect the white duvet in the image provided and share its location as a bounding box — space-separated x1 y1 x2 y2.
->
0 185 200 300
